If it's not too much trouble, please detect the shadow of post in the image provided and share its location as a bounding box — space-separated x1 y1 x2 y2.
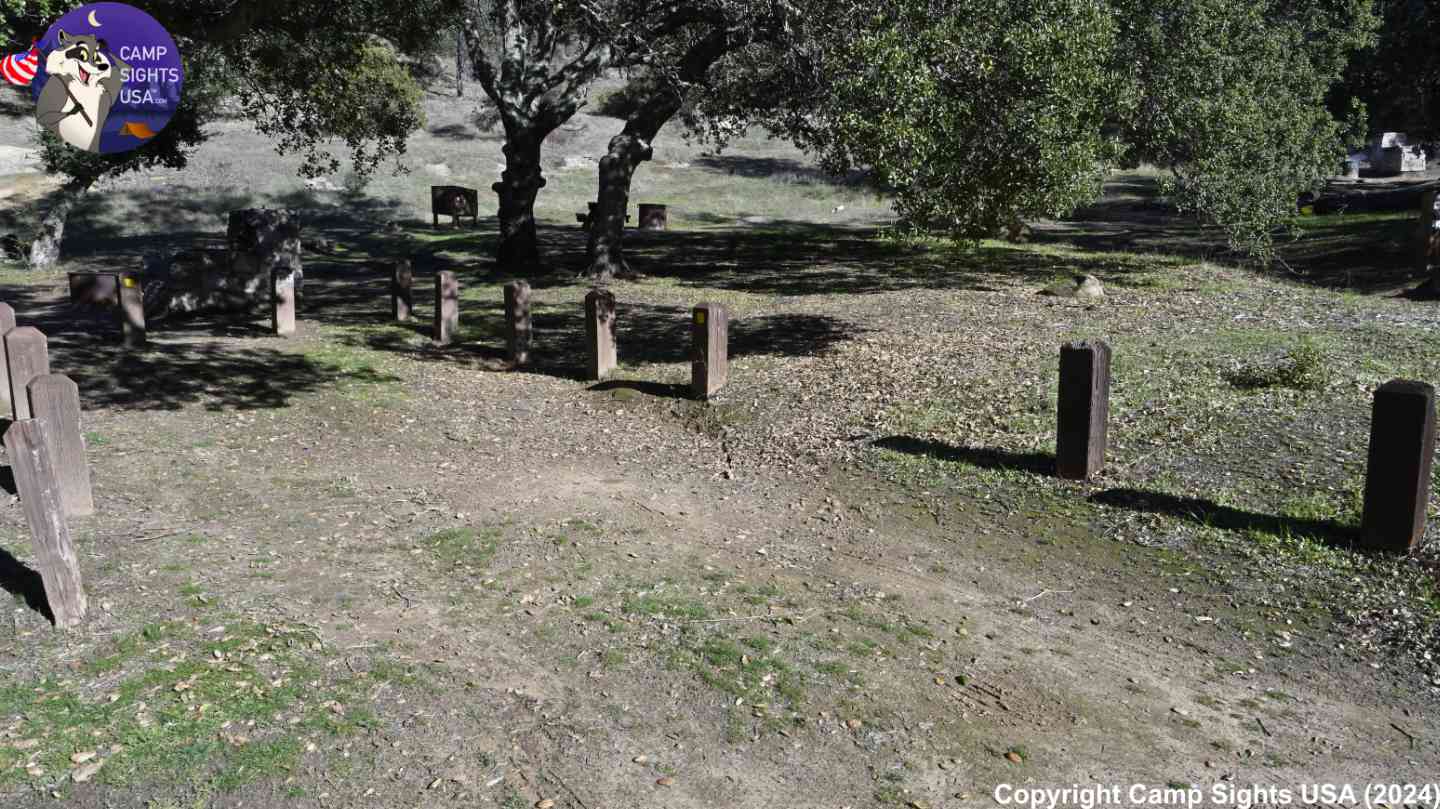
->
872 436 1056 476
0 545 54 624
1088 488 1357 548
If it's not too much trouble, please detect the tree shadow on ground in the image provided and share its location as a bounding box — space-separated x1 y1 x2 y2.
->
609 225 1116 296
54 185 418 275
0 281 401 411
873 436 1056 476
588 379 689 399
333 293 860 382
64 341 400 411
1032 174 1435 292
691 155 874 188
1089 488 1355 548
424 123 502 142
0 545 53 624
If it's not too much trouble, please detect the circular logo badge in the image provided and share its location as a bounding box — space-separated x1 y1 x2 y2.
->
25 2 183 154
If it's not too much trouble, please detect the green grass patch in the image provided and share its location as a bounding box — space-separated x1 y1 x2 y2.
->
0 618 389 793
423 527 500 567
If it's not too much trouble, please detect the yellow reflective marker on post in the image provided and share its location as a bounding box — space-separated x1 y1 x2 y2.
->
122 276 138 287
695 311 706 324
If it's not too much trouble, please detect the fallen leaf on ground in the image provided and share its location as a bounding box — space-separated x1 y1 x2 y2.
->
72 760 103 782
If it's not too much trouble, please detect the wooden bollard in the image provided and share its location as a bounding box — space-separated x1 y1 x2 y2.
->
0 303 15 417
1360 379 1436 553
4 418 85 628
272 270 297 337
1056 339 1111 480
585 288 617 380
5 327 49 421
433 271 458 345
68 272 119 309
27 374 93 518
391 260 413 322
691 302 729 399
119 272 146 347
504 280 531 366
1421 190 1439 278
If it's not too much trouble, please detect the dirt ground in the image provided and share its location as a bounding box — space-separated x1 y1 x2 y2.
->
1 88 1439 809
0 229 1434 808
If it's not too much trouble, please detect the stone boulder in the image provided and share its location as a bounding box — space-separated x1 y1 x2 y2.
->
1040 275 1105 300
141 209 302 320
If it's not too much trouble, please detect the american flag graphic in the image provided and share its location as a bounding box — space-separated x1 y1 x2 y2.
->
1 44 40 87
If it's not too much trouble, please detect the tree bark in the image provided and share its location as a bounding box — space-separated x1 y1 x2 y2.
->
456 29 464 98
462 0 609 271
582 28 740 280
586 120 668 281
28 180 91 271
493 135 547 270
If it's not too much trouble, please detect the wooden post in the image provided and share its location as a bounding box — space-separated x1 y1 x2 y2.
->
1421 190 1439 280
585 289 617 380
391 260 413 322
434 271 458 345
27 374 93 518
0 303 15 417
4 419 85 628
504 280 531 366
691 302 729 399
1056 340 1111 480
5 327 49 421
639 204 668 231
119 272 146 347
1360 379 1436 553
271 270 297 337
68 272 119 309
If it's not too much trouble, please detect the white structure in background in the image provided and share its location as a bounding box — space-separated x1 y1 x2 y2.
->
1369 132 1427 174
1345 132 1429 177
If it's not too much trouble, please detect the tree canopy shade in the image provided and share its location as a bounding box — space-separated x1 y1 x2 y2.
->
692 0 1378 263
3 0 443 266
811 0 1119 242
1336 0 1440 137
1116 0 1377 260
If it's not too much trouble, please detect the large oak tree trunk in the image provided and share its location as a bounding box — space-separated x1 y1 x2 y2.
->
27 180 91 270
494 136 547 270
586 132 655 281
582 29 737 280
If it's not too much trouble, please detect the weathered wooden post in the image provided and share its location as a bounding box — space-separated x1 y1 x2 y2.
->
585 289 617 380
1421 190 1439 281
119 271 146 347
434 271 458 345
0 303 15 416
504 280 531 366
691 302 729 399
391 260 413 322
271 268 297 337
68 272 119 309
638 203 668 231
4 419 86 628
5 327 49 421
27 374 93 518
1360 379 1436 553
1056 339 1111 480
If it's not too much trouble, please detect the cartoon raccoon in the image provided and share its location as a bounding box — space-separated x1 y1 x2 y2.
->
35 30 129 153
